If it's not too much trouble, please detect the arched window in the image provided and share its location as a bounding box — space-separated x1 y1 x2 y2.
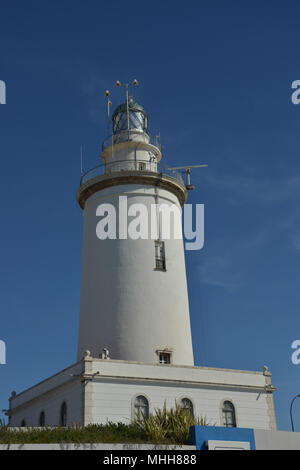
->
134 395 149 421
180 398 194 417
39 411 45 427
60 402 67 427
222 401 236 427
20 419 26 427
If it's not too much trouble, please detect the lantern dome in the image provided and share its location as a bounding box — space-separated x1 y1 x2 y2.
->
111 97 148 134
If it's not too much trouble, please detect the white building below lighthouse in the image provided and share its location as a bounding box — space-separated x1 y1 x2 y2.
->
7 88 277 431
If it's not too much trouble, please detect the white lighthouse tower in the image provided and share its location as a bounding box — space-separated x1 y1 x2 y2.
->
76 83 194 366
7 83 277 432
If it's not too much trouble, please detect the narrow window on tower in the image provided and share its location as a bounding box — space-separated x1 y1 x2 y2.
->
155 240 166 271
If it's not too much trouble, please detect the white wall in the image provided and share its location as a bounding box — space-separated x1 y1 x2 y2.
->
8 360 275 431
9 381 83 427
87 379 272 430
85 360 275 430
77 184 194 366
254 429 300 450
0 443 196 450
9 362 84 427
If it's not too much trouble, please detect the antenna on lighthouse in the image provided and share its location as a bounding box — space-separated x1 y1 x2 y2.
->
115 79 139 131
80 145 84 175
166 164 208 190
105 90 112 137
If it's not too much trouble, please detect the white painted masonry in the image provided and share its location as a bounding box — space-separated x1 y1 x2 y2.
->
8 357 276 430
77 184 194 365
8 362 84 427
77 100 194 365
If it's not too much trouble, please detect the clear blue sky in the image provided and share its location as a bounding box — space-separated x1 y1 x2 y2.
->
1 0 300 431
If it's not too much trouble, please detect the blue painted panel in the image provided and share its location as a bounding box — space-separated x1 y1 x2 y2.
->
189 425 256 450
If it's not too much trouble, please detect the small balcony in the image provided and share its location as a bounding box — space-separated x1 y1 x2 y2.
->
102 129 161 152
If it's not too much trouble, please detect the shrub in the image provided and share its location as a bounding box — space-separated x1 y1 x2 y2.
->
133 401 212 444
0 404 213 445
0 422 145 445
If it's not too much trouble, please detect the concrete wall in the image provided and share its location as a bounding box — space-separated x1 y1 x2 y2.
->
191 425 300 450
89 360 271 388
254 429 300 450
9 362 84 427
84 360 275 430
77 184 194 366
102 138 160 174
8 359 276 431
3 430 300 450
87 379 271 429
0 443 196 451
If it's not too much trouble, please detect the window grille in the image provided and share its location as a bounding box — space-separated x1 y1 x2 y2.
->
159 352 171 364
222 401 236 427
180 398 194 417
134 395 149 421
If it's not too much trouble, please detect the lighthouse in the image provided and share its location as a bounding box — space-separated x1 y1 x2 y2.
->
7 84 277 431
76 85 194 366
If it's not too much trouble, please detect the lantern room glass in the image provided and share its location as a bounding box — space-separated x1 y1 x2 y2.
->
112 99 148 134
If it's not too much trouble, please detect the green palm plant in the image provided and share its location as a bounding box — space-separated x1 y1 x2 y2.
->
133 401 213 444
134 402 169 442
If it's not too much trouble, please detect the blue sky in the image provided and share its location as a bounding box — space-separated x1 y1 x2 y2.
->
1 0 300 430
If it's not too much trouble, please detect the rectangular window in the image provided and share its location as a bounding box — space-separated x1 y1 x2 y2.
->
159 352 171 364
155 240 166 271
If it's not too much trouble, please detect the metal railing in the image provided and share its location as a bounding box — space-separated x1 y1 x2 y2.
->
80 160 184 186
102 129 161 152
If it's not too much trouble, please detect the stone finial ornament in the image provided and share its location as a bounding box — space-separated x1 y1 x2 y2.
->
262 365 272 376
